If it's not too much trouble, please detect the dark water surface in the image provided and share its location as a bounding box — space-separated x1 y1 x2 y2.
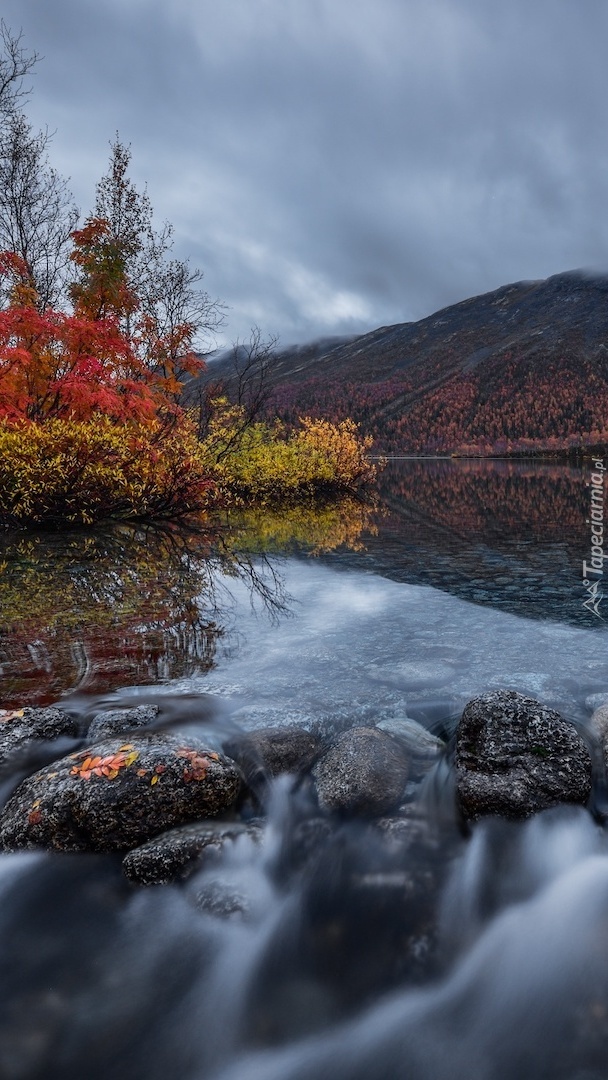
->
1 459 608 1079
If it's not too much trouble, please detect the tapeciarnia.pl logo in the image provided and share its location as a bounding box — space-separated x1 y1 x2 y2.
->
582 458 605 619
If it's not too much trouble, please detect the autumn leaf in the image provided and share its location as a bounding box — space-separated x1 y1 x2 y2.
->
70 748 139 780
0 709 24 722
177 747 213 783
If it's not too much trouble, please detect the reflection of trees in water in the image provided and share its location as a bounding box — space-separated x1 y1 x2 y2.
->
378 458 587 546
350 458 595 627
0 499 376 706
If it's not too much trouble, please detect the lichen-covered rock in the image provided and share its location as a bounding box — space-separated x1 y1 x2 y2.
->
223 726 324 789
0 733 242 852
312 726 410 816
455 690 592 821
0 706 79 770
123 819 262 885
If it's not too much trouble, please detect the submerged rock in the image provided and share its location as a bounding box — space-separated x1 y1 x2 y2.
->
312 726 410 816
590 703 608 750
455 690 592 821
0 733 242 852
376 716 445 778
0 706 79 770
123 819 263 885
223 726 324 792
87 704 160 740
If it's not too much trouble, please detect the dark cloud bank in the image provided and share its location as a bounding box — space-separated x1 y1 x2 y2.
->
3 0 608 345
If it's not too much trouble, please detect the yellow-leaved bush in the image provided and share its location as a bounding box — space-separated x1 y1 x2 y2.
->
0 416 214 525
201 403 376 505
0 405 377 526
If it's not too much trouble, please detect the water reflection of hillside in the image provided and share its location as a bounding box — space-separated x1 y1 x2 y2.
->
0 499 376 708
324 458 596 628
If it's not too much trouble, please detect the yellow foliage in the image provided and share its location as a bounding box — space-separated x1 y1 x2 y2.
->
0 416 214 525
228 498 379 554
0 402 378 526
199 403 376 505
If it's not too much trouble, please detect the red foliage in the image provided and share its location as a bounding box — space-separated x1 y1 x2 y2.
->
266 351 608 455
0 228 205 425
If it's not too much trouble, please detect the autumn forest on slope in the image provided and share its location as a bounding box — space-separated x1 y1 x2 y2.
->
209 270 608 456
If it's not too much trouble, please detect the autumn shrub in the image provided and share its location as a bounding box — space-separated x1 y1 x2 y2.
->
0 416 214 525
200 403 376 505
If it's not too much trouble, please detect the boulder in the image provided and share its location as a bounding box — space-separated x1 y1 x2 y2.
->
123 820 262 885
0 733 242 852
87 704 160 740
223 726 324 791
455 690 592 821
375 716 445 778
312 726 410 816
0 706 79 771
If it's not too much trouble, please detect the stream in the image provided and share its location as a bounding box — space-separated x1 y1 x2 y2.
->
0 458 607 1079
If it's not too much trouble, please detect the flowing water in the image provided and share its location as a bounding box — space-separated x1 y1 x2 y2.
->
1 458 608 1079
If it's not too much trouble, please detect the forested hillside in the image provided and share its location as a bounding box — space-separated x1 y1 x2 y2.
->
208 271 608 455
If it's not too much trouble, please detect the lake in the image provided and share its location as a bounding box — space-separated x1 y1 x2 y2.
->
1 457 607 1079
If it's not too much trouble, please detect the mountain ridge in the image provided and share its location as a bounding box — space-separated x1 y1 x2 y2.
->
208 270 608 454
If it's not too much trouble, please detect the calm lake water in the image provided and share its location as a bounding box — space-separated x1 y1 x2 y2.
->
1 458 608 1079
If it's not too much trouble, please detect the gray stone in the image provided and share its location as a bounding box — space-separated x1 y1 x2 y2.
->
0 733 242 852
455 690 592 821
87 704 160 740
122 820 262 885
223 725 324 788
191 878 252 919
376 716 445 777
312 726 410 816
0 707 79 770
590 703 608 751
586 692 608 714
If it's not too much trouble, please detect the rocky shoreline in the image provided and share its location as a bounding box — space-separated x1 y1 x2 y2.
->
0 688 604 892
2 687 608 1076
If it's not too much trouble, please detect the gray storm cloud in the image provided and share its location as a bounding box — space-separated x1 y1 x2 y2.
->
2 0 608 345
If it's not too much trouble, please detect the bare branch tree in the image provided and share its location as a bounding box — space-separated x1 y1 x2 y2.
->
0 111 78 308
185 327 278 450
138 244 226 380
0 25 77 309
0 21 39 119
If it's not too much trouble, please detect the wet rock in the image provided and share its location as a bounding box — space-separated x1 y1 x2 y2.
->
87 704 160 740
586 692 608 714
455 690 592 821
223 726 324 791
312 726 410 816
123 820 263 885
590 703 608 750
191 878 252 919
0 707 79 771
0 734 242 852
376 716 445 778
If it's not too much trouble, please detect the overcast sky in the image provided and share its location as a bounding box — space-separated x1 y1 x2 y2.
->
4 0 608 347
